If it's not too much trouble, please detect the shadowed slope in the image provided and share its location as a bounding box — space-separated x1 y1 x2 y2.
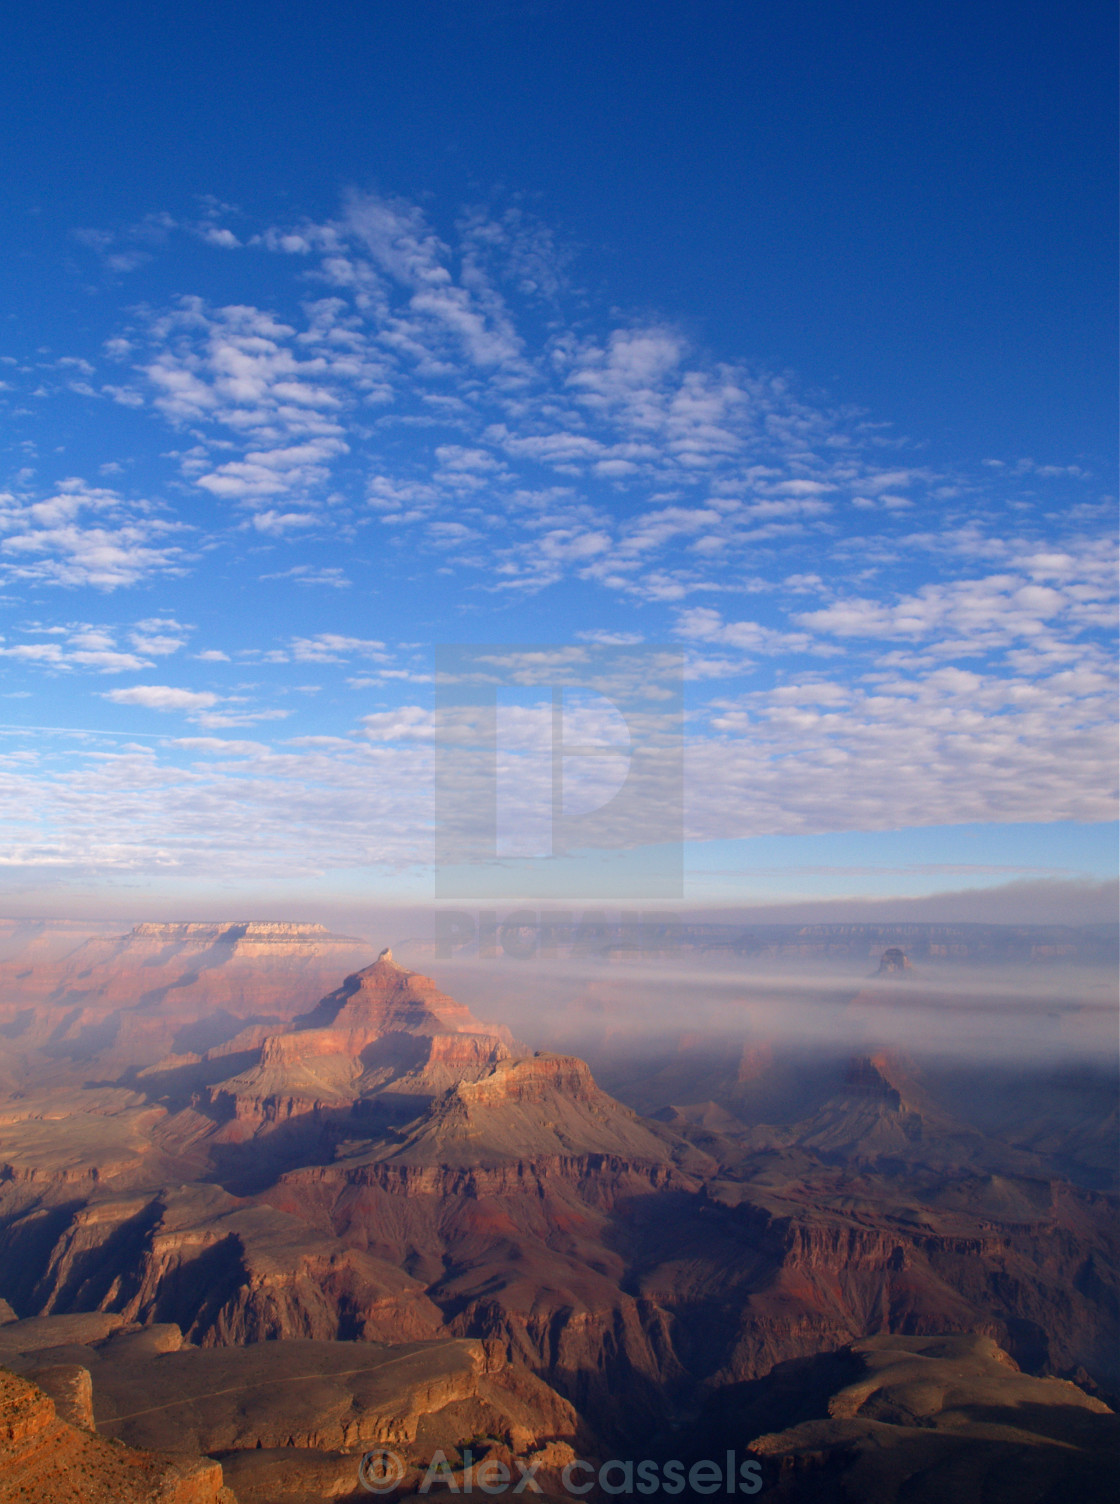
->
742 1334 1118 1502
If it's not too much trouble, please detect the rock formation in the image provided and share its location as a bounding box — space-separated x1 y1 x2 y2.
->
193 953 519 1153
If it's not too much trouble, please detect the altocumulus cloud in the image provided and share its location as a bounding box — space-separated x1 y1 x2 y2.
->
103 685 219 712
0 188 1111 885
0 482 184 590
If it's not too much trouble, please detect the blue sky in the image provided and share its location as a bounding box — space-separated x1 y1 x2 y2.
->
0 0 1115 915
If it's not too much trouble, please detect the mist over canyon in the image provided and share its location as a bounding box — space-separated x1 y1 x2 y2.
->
0 915 1115 1503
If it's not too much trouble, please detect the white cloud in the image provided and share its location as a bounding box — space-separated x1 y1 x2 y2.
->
360 706 434 741
675 606 814 656
689 657 1117 836
796 569 1111 651
68 648 153 672
104 685 218 711
0 482 183 590
290 634 388 663
250 510 320 534
259 565 351 587
129 618 189 655
1 647 1111 881
197 226 241 249
338 190 525 368
84 192 897 598
0 619 190 674
133 297 384 530
576 630 646 645
192 707 292 729
197 439 347 501
102 384 144 407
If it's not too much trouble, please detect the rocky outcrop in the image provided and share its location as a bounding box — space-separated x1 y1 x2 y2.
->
271 1053 689 1200
0 1311 135 1353
21 1363 94 1428
0 918 123 966
249 1055 700 1439
90 1336 506 1453
0 1324 580 1502
376 1053 684 1166
0 1366 233 1503
654 1170 1120 1395
0 1087 168 1187
0 1336 581 1504
4 1335 580 1504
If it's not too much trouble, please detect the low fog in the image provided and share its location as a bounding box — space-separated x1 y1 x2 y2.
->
390 944 1118 1069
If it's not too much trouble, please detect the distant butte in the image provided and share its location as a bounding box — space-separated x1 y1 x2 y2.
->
876 946 913 974
130 919 371 944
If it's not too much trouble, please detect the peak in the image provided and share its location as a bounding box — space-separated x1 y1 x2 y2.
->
876 947 912 974
352 955 432 988
293 957 483 1037
843 1054 903 1101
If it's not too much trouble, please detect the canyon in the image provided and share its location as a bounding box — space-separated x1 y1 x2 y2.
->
0 920 1115 1501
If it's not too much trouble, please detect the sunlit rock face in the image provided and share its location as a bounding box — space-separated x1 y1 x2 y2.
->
0 1366 232 1503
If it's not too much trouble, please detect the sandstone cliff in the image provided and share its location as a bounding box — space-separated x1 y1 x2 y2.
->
0 1366 233 1504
